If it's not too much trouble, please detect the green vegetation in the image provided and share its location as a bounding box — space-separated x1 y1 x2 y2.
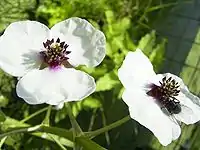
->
0 0 195 150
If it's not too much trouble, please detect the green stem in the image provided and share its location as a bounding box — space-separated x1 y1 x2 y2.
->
0 125 74 141
66 103 83 135
100 108 110 146
40 126 73 140
1 117 74 147
85 115 131 139
32 132 73 148
66 103 83 150
42 105 52 125
88 109 97 131
48 134 68 150
0 137 7 148
0 125 42 139
20 106 49 123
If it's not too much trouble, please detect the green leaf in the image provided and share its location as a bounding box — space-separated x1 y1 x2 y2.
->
0 0 34 31
113 17 131 34
147 2 179 12
82 97 102 109
138 31 156 55
149 39 167 72
105 10 114 24
71 101 82 117
0 95 8 107
96 72 120 92
0 109 6 122
76 136 107 150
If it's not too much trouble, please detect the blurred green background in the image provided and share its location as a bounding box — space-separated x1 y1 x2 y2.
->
0 0 200 149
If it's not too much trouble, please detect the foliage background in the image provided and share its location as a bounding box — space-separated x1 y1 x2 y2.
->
0 0 200 149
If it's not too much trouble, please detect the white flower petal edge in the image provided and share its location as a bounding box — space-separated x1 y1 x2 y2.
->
0 21 50 77
55 103 64 110
157 73 200 125
122 89 181 146
16 67 96 105
118 49 156 89
51 17 106 67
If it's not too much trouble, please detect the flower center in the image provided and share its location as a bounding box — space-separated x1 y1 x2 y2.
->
147 77 181 114
40 38 71 68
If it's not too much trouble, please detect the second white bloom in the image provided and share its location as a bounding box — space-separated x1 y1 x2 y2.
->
118 49 200 146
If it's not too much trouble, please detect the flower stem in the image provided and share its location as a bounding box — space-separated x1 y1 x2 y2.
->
48 134 68 150
1 117 74 147
20 106 49 123
0 124 73 141
0 137 7 148
66 103 83 135
66 103 83 150
100 108 110 146
85 115 131 139
42 105 52 125
0 125 42 139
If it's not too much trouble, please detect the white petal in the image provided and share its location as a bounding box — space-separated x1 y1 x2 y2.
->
118 49 156 89
0 21 50 77
55 102 64 110
158 73 200 124
171 120 181 140
122 89 181 146
50 17 106 67
16 67 96 105
174 91 200 124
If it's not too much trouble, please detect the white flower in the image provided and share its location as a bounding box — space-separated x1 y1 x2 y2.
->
0 17 106 105
118 49 200 146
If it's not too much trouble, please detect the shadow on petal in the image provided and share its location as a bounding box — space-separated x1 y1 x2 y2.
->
21 50 42 71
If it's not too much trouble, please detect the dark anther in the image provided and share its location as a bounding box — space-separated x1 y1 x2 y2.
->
167 77 172 83
56 38 60 43
46 39 51 44
43 42 47 48
64 44 69 49
162 77 166 82
60 42 65 48
66 51 71 54
171 79 175 84
50 39 54 43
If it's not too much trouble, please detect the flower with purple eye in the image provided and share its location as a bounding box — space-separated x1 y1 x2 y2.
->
118 49 200 146
0 17 106 106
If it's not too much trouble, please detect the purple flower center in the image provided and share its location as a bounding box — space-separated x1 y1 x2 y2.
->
147 77 180 99
40 38 71 68
147 77 181 114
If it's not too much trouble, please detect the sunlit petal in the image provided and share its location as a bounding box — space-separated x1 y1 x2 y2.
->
118 49 155 89
122 89 181 146
175 91 200 124
51 17 106 67
16 67 96 105
0 21 50 76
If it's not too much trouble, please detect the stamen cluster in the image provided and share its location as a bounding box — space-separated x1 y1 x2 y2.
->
147 77 180 100
40 38 71 68
158 77 180 98
147 77 181 114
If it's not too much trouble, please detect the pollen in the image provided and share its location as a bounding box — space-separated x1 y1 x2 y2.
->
40 38 71 68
